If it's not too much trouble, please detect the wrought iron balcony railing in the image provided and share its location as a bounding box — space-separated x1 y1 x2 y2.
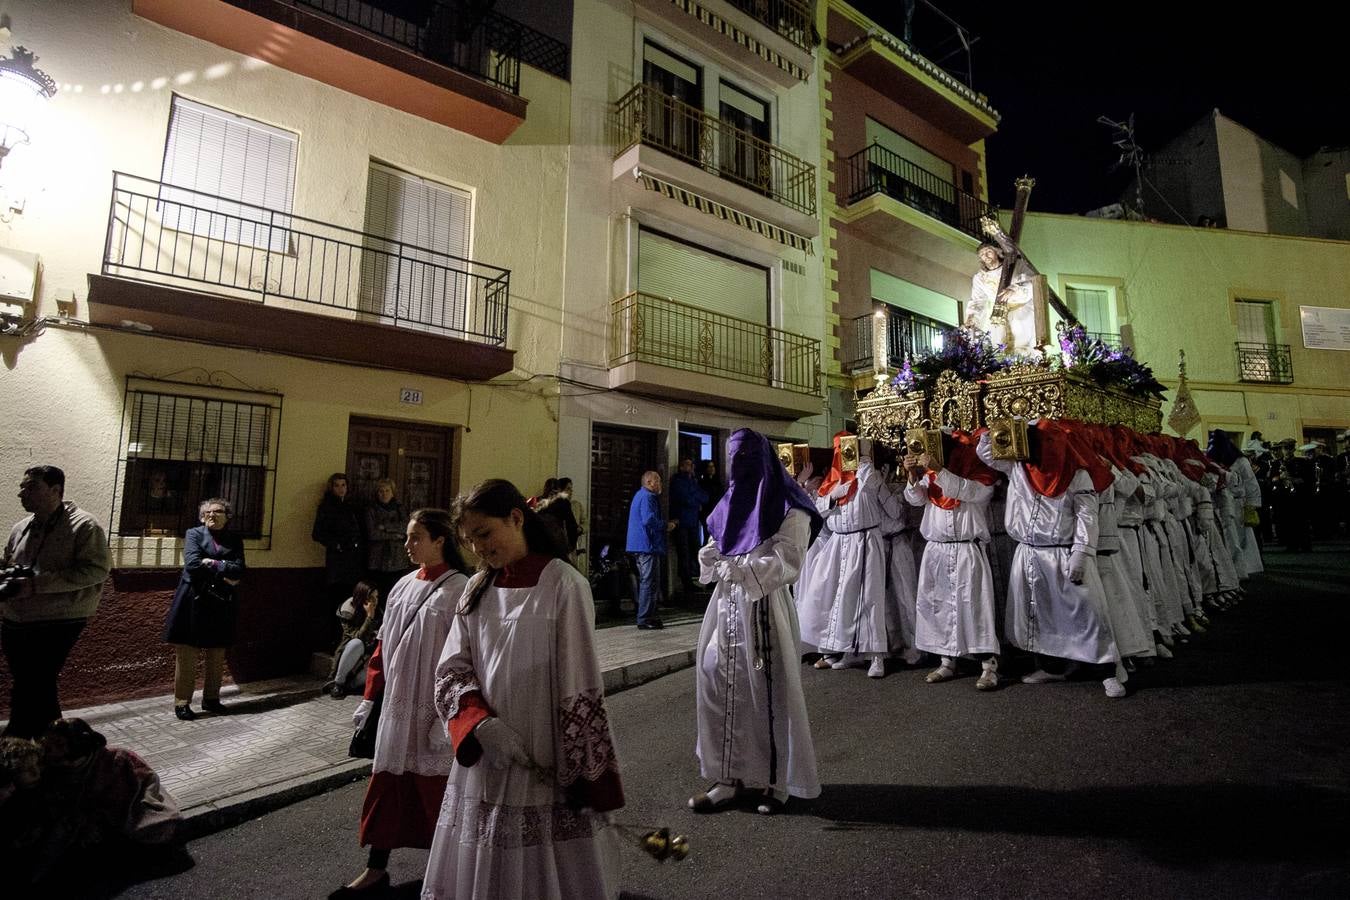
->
279 0 570 91
1236 341 1293 384
102 172 510 345
611 83 817 217
844 310 947 373
611 291 819 395
840 142 993 240
726 0 814 52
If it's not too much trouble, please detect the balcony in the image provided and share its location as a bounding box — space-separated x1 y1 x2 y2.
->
133 0 537 143
725 0 814 52
635 0 814 87
88 173 514 381
832 0 997 144
843 310 947 374
610 84 819 242
1236 342 1294 384
609 291 821 418
841 143 994 241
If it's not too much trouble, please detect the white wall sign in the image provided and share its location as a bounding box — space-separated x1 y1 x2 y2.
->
1299 305 1350 351
400 388 423 405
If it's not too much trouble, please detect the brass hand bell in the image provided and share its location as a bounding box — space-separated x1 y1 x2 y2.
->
640 827 691 862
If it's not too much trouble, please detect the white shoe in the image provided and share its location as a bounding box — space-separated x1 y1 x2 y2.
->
925 661 957 683
1103 676 1127 698
1155 642 1173 659
1021 669 1067 685
831 654 860 670
976 658 1000 691
867 657 886 678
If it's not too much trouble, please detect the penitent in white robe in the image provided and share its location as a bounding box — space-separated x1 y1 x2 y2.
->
979 435 1121 666
905 469 998 658
426 560 621 900
879 484 921 655
795 462 896 657
1225 456 1264 577
1095 469 1155 658
695 509 820 800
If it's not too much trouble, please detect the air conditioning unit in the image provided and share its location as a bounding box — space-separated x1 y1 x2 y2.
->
0 247 39 307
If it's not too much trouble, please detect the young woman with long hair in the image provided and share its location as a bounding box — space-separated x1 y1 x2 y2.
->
330 509 469 898
424 479 625 899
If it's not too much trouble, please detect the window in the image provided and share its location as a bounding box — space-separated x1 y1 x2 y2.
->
1065 286 1116 340
642 41 703 164
637 228 768 323
159 96 298 252
114 382 282 543
1235 298 1276 344
718 80 771 192
360 162 473 335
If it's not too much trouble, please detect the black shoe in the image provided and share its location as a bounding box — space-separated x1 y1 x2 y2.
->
328 682 347 699
201 698 228 715
174 705 196 721
328 871 390 899
637 620 665 630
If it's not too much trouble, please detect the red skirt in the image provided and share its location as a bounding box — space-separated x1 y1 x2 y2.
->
358 771 449 849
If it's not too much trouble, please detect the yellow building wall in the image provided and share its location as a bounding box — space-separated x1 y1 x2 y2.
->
0 0 570 567
1019 212 1350 442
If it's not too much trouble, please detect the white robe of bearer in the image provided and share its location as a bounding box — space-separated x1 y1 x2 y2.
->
1134 461 1185 632
695 509 820 800
879 484 921 655
904 469 998 657
1115 467 1160 636
1226 456 1264 576
978 435 1120 665
1200 474 1241 593
426 561 621 900
796 462 895 657
1153 461 1200 617
1095 468 1154 658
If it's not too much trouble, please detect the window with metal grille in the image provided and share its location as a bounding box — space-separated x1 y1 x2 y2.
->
113 383 282 543
159 96 298 252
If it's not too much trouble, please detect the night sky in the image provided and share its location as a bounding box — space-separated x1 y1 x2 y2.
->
851 1 1350 214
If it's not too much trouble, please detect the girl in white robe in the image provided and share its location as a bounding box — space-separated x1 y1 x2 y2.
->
691 428 822 815
334 509 470 898
426 480 623 900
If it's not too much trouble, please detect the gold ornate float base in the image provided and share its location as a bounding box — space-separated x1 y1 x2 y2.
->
857 365 1162 448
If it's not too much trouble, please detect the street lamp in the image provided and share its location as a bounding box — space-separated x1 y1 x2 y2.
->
0 46 57 169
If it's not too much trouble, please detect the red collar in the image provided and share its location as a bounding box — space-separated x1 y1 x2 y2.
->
497 553 552 588
416 562 452 581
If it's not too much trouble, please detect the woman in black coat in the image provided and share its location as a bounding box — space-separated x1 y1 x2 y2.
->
312 473 364 617
163 498 245 721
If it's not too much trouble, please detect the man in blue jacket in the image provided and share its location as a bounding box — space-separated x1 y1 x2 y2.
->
626 470 671 629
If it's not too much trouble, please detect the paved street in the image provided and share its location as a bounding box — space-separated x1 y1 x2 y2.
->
88 544 1350 898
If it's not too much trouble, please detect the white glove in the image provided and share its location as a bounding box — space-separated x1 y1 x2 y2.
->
428 717 450 748
829 481 851 500
1068 550 1089 585
474 717 532 769
352 699 374 730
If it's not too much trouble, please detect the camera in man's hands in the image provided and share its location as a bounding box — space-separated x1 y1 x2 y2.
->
0 565 35 600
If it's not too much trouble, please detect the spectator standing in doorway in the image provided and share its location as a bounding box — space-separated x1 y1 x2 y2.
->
669 458 708 596
313 473 364 632
627 471 672 629
364 478 410 600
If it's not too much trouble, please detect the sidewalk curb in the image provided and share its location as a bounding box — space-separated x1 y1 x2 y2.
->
176 652 696 840
181 760 372 840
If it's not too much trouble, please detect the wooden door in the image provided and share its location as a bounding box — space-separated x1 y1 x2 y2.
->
347 417 455 512
589 425 660 566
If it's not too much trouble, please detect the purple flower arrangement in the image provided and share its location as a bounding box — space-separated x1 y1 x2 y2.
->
1057 324 1166 399
891 326 1010 393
